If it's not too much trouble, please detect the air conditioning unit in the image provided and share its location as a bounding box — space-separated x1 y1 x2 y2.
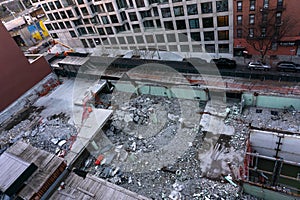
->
264 4 269 9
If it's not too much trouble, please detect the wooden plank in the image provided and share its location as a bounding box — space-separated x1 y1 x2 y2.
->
77 187 95 197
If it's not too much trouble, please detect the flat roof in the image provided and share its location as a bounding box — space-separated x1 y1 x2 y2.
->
51 172 149 200
0 152 30 192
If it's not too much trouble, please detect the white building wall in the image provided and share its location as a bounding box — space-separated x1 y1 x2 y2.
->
30 0 234 59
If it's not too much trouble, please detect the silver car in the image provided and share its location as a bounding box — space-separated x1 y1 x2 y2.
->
248 62 271 71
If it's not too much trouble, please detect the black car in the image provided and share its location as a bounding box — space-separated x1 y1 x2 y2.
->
210 58 237 68
276 61 300 72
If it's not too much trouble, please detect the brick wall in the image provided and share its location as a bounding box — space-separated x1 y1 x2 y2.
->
0 21 51 111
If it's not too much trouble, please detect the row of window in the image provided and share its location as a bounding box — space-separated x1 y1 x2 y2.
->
64 25 229 42
78 36 229 53
236 12 282 25
237 0 284 12
45 14 229 33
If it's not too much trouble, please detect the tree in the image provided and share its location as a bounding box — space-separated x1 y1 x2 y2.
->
243 6 297 61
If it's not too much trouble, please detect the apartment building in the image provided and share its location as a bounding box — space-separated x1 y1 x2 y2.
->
233 0 300 58
30 0 234 58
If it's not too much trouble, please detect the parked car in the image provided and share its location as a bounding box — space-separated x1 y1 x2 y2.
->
276 62 300 72
210 58 237 68
247 61 271 71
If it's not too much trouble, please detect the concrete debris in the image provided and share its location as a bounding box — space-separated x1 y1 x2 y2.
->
0 111 77 155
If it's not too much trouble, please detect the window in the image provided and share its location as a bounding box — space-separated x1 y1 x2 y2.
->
53 12 61 20
110 15 118 23
263 0 269 8
161 8 171 18
203 17 214 28
191 32 201 41
205 44 215 53
120 11 127 21
69 31 77 37
106 27 113 34
204 31 214 41
81 7 89 16
179 33 188 42
219 44 229 53
187 4 197 15
136 0 145 8
169 45 177 52
250 0 255 11
94 38 101 45
145 35 154 43
81 39 88 48
87 27 95 34
276 12 282 24
237 29 242 38
249 14 255 25
77 0 84 4
143 20 154 28
83 19 90 24
277 0 283 7
52 23 59 29
54 1 62 9
153 7 159 16
65 21 72 28
237 15 242 25
174 6 184 17
201 2 212 14
48 2 55 10
189 19 199 29
129 12 138 21
116 25 126 33
249 28 254 38
176 20 186 30
180 45 190 52
109 37 117 45
156 19 161 28
156 34 164 43
237 1 242 12
218 30 229 40
101 16 109 24
59 22 65 29
216 0 228 12
261 28 266 37
72 19 83 26
116 0 127 9
167 34 176 42
77 27 87 35
118 37 126 44
60 11 67 19
51 33 58 39
42 3 49 11
217 16 229 27
140 10 151 19
127 36 134 43
47 14 54 20
45 24 53 30
136 36 144 43
97 28 105 35
106 3 114 12
66 10 74 18
164 21 174 30
132 24 141 32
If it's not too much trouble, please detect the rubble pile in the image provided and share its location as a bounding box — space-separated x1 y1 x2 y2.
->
0 111 77 156
224 104 248 150
80 94 258 199
244 106 300 133
106 94 182 153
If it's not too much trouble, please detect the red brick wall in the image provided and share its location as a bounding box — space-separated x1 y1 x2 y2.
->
233 0 300 56
0 22 51 111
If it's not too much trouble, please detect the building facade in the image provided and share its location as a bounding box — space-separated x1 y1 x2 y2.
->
233 0 300 58
30 0 234 58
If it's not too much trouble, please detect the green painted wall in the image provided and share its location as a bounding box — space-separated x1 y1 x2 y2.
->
242 93 300 110
243 183 299 200
114 83 208 100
